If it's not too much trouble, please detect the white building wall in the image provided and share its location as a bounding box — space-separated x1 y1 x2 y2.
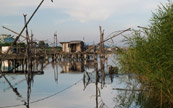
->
62 43 70 53
76 44 81 52
2 46 10 53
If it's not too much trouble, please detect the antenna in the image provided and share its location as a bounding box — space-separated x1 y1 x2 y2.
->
54 32 57 47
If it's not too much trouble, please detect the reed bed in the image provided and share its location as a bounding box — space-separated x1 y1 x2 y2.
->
117 1 173 107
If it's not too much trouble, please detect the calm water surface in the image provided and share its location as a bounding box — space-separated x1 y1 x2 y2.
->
0 55 141 108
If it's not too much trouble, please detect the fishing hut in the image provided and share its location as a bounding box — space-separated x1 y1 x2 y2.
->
60 40 84 53
0 44 45 74
0 0 48 75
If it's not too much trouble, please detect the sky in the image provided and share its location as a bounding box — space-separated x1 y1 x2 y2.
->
0 0 168 46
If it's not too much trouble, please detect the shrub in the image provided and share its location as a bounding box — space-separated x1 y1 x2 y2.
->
118 1 173 107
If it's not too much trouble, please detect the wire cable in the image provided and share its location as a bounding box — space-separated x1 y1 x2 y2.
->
0 78 82 108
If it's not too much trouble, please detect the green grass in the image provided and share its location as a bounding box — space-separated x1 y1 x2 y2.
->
117 1 173 107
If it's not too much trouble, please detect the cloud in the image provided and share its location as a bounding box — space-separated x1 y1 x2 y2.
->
0 0 53 16
54 0 120 22
53 0 167 22
0 0 167 21
54 0 115 22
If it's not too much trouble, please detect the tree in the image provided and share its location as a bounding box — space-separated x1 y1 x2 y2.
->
38 41 45 48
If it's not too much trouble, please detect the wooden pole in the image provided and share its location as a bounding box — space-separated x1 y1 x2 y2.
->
99 26 103 53
99 26 104 58
83 28 131 54
24 14 32 74
0 0 45 76
2 26 29 41
100 57 105 89
95 58 98 108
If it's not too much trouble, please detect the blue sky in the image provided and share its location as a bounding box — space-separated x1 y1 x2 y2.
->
0 0 168 46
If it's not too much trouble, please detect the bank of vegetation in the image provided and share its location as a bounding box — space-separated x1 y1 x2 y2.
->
117 1 173 108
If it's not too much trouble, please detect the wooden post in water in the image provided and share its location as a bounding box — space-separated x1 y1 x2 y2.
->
99 26 105 89
95 57 98 108
22 60 24 71
54 53 57 62
40 59 44 72
94 54 96 60
36 59 38 72
25 59 27 72
52 54 54 62
24 14 32 74
8 60 10 71
14 59 16 72
100 57 105 89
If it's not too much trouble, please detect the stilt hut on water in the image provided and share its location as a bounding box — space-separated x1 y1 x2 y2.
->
60 41 84 53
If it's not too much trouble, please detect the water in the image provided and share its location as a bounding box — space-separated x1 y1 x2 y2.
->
0 54 142 108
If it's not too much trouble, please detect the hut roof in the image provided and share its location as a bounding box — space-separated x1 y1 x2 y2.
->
60 40 84 44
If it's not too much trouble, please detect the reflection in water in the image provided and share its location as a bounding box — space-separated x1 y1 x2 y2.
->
60 61 85 73
113 74 143 108
0 59 45 108
83 55 145 108
3 75 22 98
0 54 148 108
25 72 33 108
84 60 95 69
95 61 99 108
51 62 58 83
0 72 33 108
100 57 105 89
83 56 111 108
3 78 26 92
1 60 13 71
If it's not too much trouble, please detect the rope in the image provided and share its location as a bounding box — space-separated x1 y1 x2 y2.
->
0 78 82 108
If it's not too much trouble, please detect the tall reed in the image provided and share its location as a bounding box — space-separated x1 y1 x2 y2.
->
118 1 173 107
